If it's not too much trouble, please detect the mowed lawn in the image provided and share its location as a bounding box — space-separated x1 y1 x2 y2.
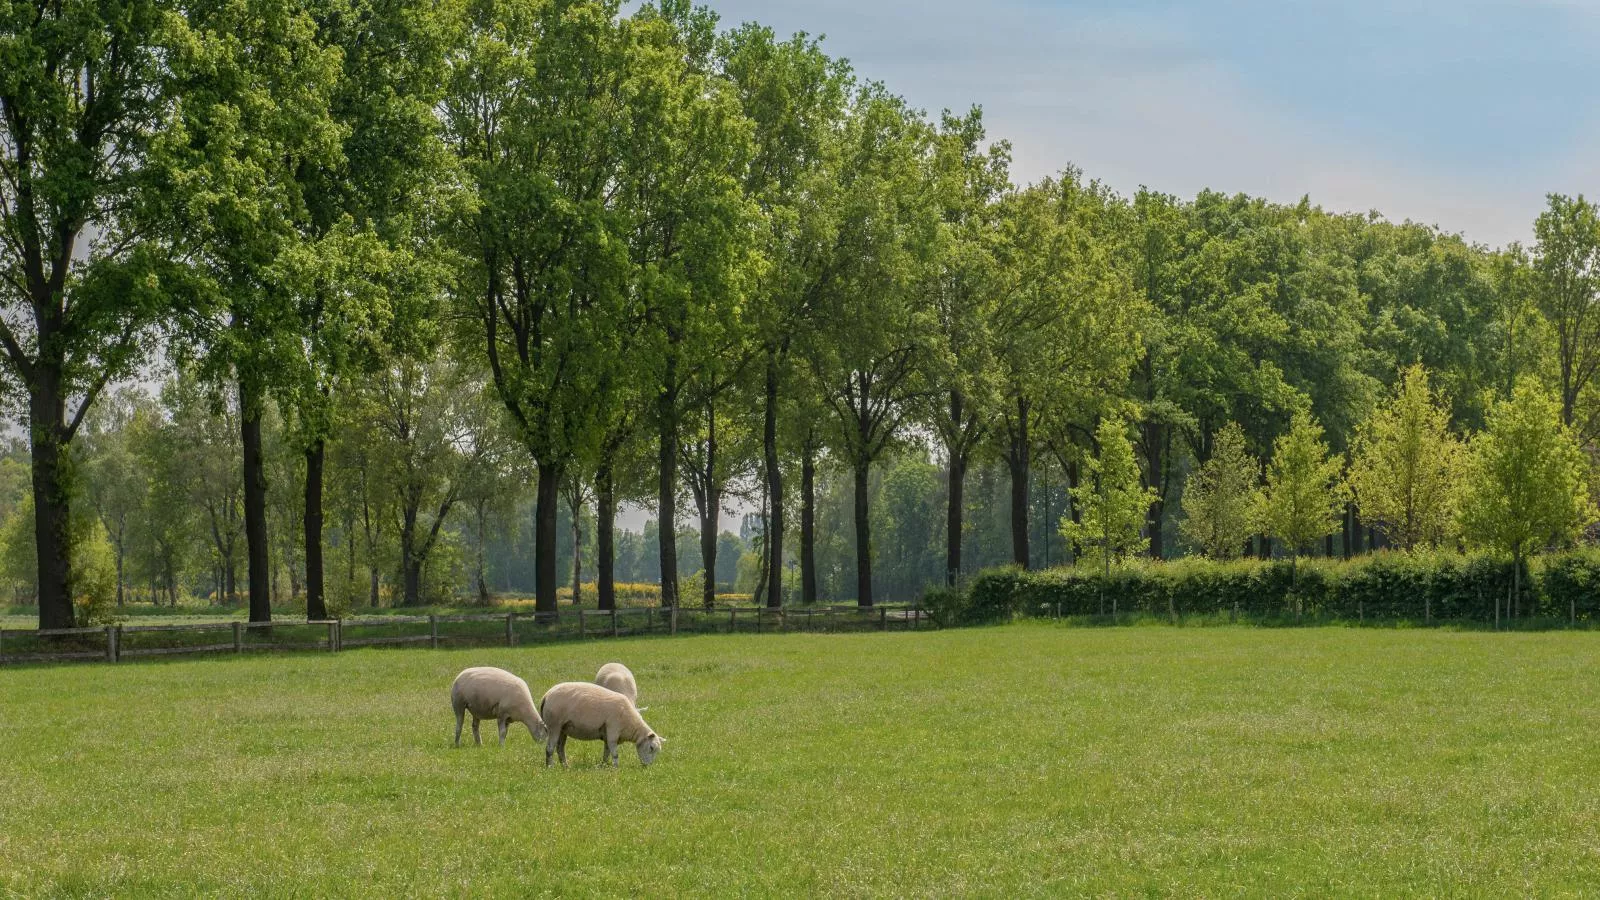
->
3 625 1600 896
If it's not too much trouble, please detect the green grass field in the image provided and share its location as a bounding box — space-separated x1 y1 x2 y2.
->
4 624 1600 896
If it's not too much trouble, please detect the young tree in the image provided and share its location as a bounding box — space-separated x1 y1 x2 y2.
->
1459 378 1595 620
1061 418 1154 612
80 390 158 605
1178 422 1260 559
1257 411 1344 580
1346 365 1463 550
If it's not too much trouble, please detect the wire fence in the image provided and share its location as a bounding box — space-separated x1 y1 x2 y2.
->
0 604 929 665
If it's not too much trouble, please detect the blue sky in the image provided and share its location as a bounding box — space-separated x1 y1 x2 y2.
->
696 0 1600 247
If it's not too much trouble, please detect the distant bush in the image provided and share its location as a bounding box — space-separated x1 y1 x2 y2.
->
954 551 1592 626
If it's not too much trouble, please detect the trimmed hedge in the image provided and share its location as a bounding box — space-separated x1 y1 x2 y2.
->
959 550 1600 625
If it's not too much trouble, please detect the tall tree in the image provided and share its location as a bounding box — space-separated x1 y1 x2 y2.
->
442 0 628 614
719 23 853 610
287 0 457 619
622 1 756 609
806 86 938 607
1459 378 1595 620
992 170 1138 570
1178 421 1260 559
0 0 181 627
917 108 1007 586
1533 194 1600 439
162 0 346 621
1346 365 1463 551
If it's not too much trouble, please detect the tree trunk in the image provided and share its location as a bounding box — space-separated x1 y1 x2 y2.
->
1007 399 1031 569
304 439 327 620
114 549 125 607
535 463 560 614
801 442 818 605
700 406 718 610
946 451 966 587
1065 460 1081 565
1142 420 1166 560
657 364 679 609
399 500 420 606
854 458 873 607
763 350 784 610
597 460 616 611
239 380 272 623
29 370 74 629
571 492 583 606
368 565 380 608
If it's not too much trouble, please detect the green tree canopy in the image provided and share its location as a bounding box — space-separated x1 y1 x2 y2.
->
1459 378 1595 617
1347 365 1463 551
1257 411 1344 572
1178 421 1260 559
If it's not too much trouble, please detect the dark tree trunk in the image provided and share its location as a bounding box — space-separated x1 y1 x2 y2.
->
699 407 718 609
1006 398 1031 569
1342 502 1353 559
700 511 717 609
225 557 237 606
801 442 818 605
239 380 272 623
114 548 125 607
1141 420 1165 560
368 566 380 608
304 438 327 619
597 460 616 611
763 350 784 610
571 492 582 606
535 463 560 614
399 499 420 606
1065 460 1082 565
854 458 873 606
946 451 966 586
657 364 679 609
29 370 74 629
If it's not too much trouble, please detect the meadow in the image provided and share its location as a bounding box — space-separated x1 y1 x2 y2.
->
3 624 1600 896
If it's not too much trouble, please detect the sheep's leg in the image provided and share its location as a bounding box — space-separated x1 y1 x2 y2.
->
471 716 482 746
557 733 569 767
604 725 619 767
498 717 509 746
453 707 465 747
545 730 558 767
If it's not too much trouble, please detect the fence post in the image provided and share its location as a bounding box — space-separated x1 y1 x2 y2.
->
327 620 338 651
430 615 439 649
579 609 586 639
105 625 116 663
779 608 786 632
233 621 243 653
0 628 5 661
879 607 887 631
756 609 762 634
670 606 678 635
729 608 736 634
505 613 514 647
612 608 619 637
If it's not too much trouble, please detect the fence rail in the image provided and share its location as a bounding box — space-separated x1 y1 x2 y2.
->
0 604 928 666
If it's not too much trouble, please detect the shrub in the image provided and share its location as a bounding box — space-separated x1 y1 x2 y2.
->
974 549 1589 626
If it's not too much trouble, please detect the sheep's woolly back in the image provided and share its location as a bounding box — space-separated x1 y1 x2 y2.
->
451 667 542 726
540 681 653 741
594 662 639 705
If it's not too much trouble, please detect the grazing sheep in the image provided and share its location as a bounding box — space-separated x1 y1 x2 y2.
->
539 681 665 767
594 662 640 707
450 667 549 748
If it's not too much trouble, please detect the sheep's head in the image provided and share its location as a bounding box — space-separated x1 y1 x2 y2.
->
527 717 549 742
637 732 664 766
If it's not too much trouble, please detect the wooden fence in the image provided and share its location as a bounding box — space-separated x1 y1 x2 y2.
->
0 604 928 665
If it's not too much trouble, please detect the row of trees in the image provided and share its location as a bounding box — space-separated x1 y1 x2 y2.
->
6 0 1600 628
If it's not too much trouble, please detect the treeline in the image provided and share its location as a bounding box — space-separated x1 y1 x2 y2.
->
4 0 1600 629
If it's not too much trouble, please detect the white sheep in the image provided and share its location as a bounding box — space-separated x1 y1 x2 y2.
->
450 666 549 747
594 661 640 707
539 681 664 767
